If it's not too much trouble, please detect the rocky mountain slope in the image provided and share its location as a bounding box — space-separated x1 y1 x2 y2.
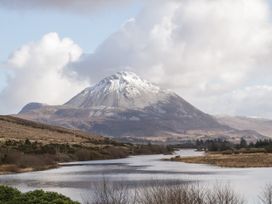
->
17 72 265 142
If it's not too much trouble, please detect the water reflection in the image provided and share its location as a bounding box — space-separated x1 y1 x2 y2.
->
0 149 271 204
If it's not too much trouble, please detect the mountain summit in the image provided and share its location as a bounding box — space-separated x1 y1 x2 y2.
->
18 72 263 142
65 71 171 109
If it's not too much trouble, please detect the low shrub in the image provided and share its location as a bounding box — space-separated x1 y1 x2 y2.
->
0 185 21 202
0 186 79 204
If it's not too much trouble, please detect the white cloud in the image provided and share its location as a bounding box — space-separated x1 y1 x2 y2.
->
0 33 88 114
70 0 272 118
206 85 272 118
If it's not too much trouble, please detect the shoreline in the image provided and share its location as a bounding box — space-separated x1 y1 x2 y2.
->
169 152 272 168
0 164 59 175
0 137 174 175
0 149 174 175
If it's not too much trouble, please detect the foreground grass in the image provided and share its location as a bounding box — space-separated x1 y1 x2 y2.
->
171 152 272 168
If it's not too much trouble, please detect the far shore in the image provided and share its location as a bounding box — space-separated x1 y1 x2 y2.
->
0 164 59 175
169 152 272 168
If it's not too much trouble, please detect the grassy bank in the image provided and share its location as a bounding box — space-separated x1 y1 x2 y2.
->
0 139 173 174
169 138 272 168
171 152 272 168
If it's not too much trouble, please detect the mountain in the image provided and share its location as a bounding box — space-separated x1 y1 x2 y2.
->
217 116 272 138
17 72 265 142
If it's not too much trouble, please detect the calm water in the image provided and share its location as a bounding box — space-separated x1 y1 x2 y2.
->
0 149 271 203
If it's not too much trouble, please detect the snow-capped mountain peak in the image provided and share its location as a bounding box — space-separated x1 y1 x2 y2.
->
18 72 261 141
19 72 236 139
65 71 171 109
89 71 161 95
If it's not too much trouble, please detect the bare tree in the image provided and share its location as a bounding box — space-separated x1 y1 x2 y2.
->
259 184 272 204
139 183 243 204
84 179 137 204
84 180 245 204
207 183 245 204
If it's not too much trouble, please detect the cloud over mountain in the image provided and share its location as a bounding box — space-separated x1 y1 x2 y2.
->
2 0 272 118
70 0 272 117
0 33 87 114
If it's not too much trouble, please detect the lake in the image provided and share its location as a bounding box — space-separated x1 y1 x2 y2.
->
0 149 271 203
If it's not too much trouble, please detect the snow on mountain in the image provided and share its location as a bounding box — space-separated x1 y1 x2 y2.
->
65 71 171 109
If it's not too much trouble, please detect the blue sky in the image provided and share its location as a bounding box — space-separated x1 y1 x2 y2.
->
0 3 142 62
0 2 142 95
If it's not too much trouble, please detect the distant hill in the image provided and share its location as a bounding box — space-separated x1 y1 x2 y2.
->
0 115 103 144
217 116 272 138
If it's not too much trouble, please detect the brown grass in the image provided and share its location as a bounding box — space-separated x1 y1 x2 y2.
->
171 153 272 168
0 164 58 174
0 115 104 144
